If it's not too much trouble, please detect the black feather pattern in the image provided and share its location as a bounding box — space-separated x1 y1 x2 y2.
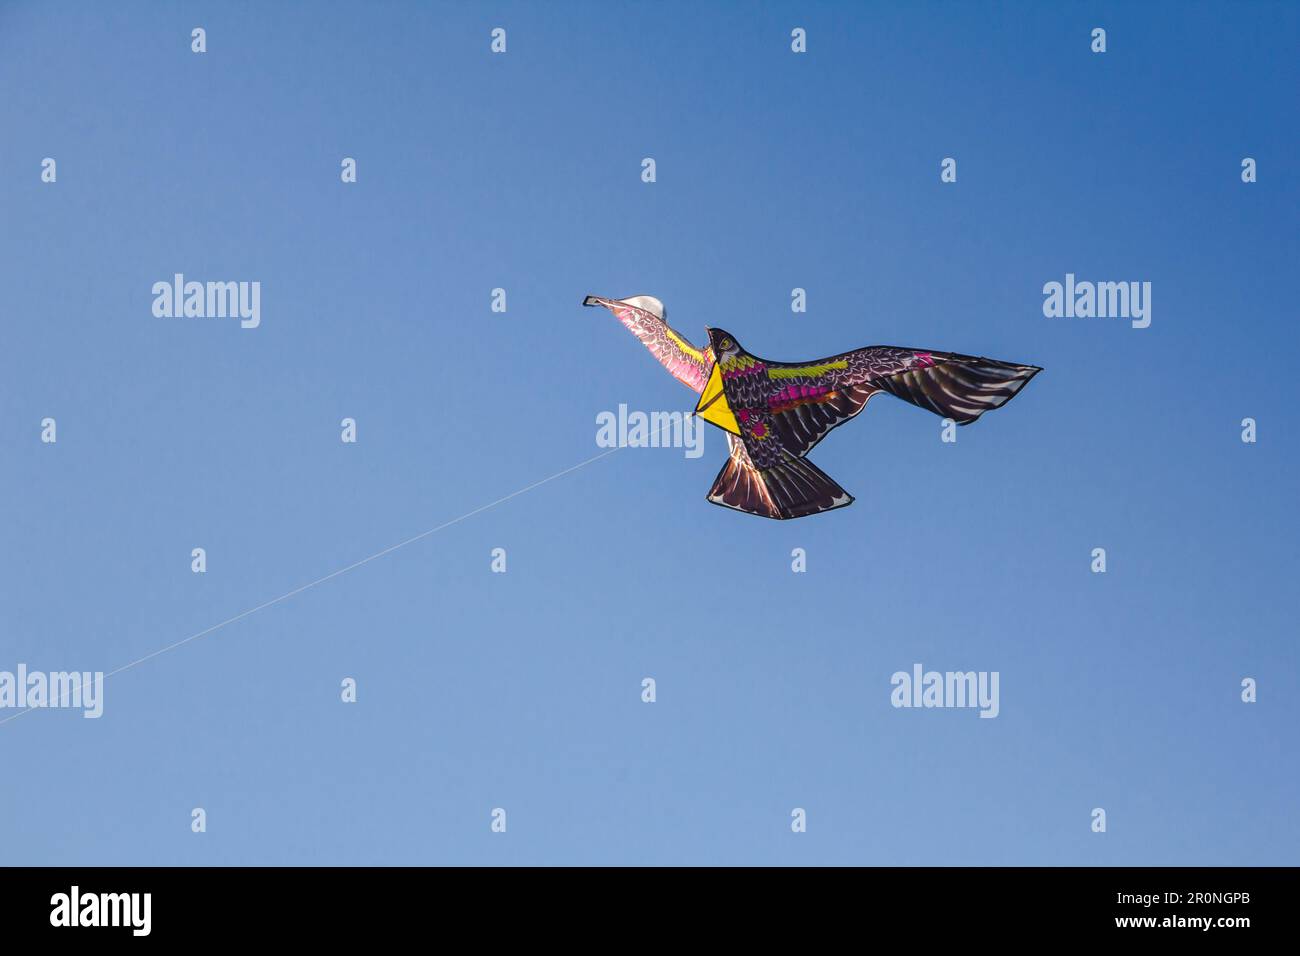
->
871 355 1042 425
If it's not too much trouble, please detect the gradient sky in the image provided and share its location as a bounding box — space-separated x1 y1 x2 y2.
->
1 0 1296 865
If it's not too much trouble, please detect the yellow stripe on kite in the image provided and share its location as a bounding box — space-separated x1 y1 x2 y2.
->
767 361 847 379
665 328 704 362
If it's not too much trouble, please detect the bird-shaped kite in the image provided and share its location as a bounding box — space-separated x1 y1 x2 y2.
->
583 294 1042 519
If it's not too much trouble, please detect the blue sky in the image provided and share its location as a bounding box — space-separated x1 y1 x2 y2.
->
1 0 1296 865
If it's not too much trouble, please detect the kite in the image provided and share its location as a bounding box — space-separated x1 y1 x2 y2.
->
584 294 1042 520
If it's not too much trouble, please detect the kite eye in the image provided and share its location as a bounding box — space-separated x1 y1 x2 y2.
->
719 338 732 351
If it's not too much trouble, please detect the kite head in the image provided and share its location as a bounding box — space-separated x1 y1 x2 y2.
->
694 327 743 435
705 327 743 363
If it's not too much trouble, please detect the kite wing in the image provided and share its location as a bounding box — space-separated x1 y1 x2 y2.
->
583 295 713 394
766 383 882 459
761 346 1041 458
838 347 1042 425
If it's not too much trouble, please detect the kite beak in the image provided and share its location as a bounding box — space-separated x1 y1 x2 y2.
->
694 361 741 435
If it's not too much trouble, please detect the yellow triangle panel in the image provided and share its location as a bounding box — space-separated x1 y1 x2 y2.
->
695 364 740 435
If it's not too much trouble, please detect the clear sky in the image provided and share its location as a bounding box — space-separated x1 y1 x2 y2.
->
1 1 1296 865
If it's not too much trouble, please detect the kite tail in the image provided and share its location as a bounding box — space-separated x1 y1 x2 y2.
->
708 450 853 520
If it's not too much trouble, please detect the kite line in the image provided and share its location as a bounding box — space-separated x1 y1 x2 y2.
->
1 419 690 728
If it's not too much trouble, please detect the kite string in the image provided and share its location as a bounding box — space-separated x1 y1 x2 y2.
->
0 415 698 728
